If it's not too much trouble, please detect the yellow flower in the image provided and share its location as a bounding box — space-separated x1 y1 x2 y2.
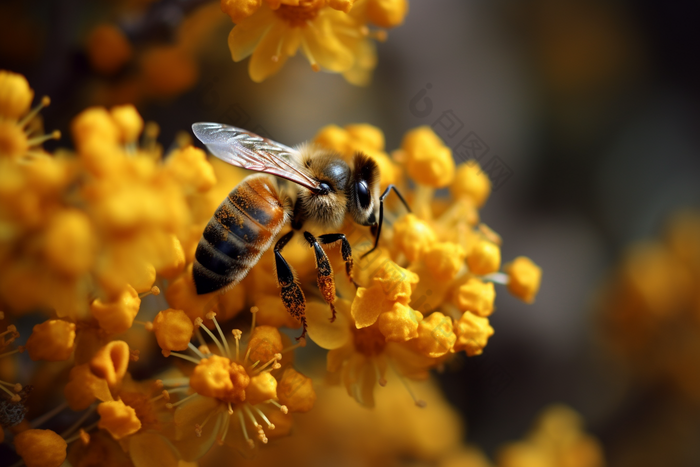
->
408 312 456 358
14 429 67 467
453 311 493 357
153 309 194 357
401 126 455 188
451 161 492 208
467 239 501 275
454 277 495 317
26 319 76 361
505 256 542 304
0 70 59 160
98 399 143 440
225 0 406 84
90 286 141 335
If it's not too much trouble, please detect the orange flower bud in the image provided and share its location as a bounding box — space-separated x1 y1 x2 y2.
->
505 257 542 304
89 341 130 388
393 213 437 262
453 311 493 356
409 312 456 358
15 429 67 467
467 240 501 275
26 320 76 361
247 325 283 365
110 105 143 143
277 367 316 413
345 123 385 151
0 70 34 120
401 126 455 188
153 309 193 357
156 234 186 280
246 372 278 406
71 107 120 151
221 0 263 23
90 285 140 335
423 242 467 282
377 302 422 342
97 399 142 439
450 161 491 208
367 0 408 28
454 278 495 317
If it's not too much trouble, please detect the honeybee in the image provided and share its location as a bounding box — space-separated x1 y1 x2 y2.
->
191 123 409 339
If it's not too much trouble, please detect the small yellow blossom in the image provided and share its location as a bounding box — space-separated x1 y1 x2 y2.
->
247 325 284 364
505 256 542 304
277 367 316 412
453 311 493 356
423 242 467 282
110 104 143 143
451 161 492 208
351 259 419 330
0 70 33 119
26 319 76 361
89 340 131 389
377 302 422 342
98 399 142 440
401 126 455 188
454 277 495 317
153 309 194 357
246 371 279 405
366 0 408 28
393 213 437 262
467 239 501 275
90 285 141 335
409 312 456 358
14 429 67 467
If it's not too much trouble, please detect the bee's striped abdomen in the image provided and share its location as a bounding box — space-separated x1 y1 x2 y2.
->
193 174 288 294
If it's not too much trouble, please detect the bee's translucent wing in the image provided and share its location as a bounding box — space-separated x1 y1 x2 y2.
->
191 122 321 191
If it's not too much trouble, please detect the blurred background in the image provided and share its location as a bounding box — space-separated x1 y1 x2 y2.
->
2 0 700 465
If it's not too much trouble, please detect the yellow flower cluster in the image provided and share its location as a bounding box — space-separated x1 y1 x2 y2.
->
299 123 542 406
0 71 544 467
601 210 700 402
224 0 408 84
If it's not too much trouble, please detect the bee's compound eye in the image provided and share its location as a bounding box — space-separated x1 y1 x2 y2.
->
356 180 371 209
318 182 332 195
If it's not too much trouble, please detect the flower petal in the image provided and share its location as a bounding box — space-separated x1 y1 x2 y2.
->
307 299 351 349
249 22 292 82
228 7 275 62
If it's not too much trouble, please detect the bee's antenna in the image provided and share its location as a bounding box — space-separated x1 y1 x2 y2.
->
361 184 411 259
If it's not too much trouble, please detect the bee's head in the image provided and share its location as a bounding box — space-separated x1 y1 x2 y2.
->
348 152 380 226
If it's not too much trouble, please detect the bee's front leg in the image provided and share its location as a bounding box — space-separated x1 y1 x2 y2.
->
274 231 307 340
303 231 337 322
317 233 360 288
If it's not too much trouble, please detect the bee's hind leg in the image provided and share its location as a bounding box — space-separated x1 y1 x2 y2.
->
317 233 360 288
303 232 337 322
274 231 307 340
